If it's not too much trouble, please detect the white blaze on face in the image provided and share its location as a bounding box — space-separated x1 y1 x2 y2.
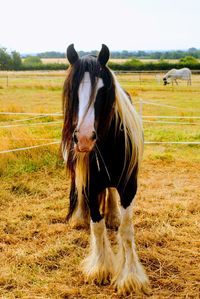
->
76 72 103 152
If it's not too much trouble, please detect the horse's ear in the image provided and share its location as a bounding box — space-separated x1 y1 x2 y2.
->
98 44 110 66
66 44 79 65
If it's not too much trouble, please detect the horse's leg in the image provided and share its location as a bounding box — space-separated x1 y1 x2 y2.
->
113 178 150 295
105 188 121 229
81 194 115 284
188 77 192 86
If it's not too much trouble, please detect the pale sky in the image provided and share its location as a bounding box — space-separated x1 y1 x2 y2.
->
1 0 200 53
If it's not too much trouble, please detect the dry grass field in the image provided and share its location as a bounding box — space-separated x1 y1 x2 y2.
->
40 58 200 65
40 58 200 64
0 71 200 298
40 58 129 64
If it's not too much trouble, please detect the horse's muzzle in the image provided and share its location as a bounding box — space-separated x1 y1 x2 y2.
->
73 130 97 153
163 78 168 85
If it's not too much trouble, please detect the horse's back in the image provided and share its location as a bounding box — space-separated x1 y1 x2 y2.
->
169 68 191 80
178 67 191 74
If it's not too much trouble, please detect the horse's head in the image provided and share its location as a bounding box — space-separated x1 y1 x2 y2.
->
63 44 115 154
163 70 175 86
163 77 169 85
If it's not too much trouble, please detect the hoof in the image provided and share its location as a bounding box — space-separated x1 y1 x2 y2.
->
84 268 111 285
113 268 150 296
82 260 113 285
116 278 151 296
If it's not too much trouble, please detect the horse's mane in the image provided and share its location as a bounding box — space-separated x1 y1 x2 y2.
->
111 71 144 182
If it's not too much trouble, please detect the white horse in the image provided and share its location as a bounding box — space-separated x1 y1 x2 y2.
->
163 68 192 86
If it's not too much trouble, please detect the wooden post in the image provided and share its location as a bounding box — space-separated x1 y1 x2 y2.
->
139 98 143 123
139 73 141 85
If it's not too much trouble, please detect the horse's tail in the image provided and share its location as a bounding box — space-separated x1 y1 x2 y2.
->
66 176 77 221
66 190 89 222
66 153 90 222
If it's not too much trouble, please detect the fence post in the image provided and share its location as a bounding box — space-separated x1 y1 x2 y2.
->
6 75 9 87
139 73 142 85
139 98 143 123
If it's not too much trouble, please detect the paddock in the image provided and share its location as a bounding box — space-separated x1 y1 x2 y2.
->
0 71 199 298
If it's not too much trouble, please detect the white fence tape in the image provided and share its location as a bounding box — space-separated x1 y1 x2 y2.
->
143 116 200 119
141 100 178 109
0 138 60 141
145 141 200 145
0 141 60 154
0 112 62 116
143 120 200 125
138 99 200 113
0 121 62 128
0 115 52 124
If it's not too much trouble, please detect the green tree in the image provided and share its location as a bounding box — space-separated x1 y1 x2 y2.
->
179 56 199 64
23 56 42 65
0 48 12 70
11 51 22 70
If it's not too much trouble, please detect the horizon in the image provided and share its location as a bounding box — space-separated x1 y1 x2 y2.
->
19 47 200 56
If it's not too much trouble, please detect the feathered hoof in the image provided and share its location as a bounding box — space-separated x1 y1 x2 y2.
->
113 272 151 296
82 263 112 285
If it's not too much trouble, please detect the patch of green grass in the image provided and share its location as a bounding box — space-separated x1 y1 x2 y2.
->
148 152 175 162
1 150 62 177
144 126 200 142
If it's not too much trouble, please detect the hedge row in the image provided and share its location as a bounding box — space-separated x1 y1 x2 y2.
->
108 62 200 71
17 61 200 71
20 63 67 71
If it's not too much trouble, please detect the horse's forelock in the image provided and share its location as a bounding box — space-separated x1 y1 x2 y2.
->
62 56 116 169
70 55 115 116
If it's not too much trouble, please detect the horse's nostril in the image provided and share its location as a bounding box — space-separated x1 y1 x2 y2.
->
91 131 97 141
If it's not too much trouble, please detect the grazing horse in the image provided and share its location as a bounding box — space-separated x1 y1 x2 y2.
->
163 67 192 86
62 44 150 295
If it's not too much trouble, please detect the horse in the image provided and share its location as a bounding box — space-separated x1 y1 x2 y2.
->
62 44 150 295
163 67 192 86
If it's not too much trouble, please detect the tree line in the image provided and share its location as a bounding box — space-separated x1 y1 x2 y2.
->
37 47 200 59
0 47 200 71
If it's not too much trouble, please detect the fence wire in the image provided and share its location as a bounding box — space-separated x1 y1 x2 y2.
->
0 95 200 154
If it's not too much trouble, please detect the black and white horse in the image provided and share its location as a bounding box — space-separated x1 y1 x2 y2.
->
62 44 149 295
